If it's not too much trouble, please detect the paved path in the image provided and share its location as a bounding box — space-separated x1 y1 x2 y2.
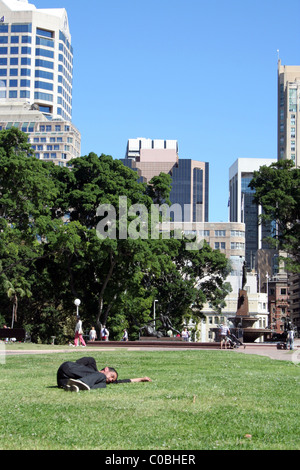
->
1 340 300 363
234 339 300 363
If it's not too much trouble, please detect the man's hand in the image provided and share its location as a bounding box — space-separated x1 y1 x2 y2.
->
130 377 152 383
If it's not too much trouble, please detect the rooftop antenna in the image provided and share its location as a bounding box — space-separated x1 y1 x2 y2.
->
277 49 280 61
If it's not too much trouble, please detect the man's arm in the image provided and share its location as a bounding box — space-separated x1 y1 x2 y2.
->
115 377 152 384
129 377 152 383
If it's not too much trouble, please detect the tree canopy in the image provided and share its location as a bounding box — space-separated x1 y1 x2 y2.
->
249 159 300 273
0 128 231 343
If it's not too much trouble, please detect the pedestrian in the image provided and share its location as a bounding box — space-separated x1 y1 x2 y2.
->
219 323 230 349
101 325 109 341
89 327 97 342
74 317 86 347
121 329 128 341
181 327 189 342
56 356 152 392
286 329 295 350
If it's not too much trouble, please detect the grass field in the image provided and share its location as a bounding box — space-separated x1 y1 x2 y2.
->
0 346 299 450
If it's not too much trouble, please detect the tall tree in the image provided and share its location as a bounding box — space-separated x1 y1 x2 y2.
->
249 160 300 272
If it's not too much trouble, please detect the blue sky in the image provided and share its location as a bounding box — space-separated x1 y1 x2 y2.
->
36 0 300 222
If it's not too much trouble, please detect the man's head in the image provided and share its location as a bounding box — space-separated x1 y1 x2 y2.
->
101 366 118 383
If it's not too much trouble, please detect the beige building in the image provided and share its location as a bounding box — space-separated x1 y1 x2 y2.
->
278 60 300 167
161 221 245 260
197 272 269 343
0 102 80 165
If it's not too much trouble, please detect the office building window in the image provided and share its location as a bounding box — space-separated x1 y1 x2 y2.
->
21 47 31 55
36 36 54 48
35 70 53 80
20 90 30 98
35 59 54 69
231 242 245 249
35 48 54 59
34 91 53 101
21 57 31 65
22 36 32 44
36 28 53 39
12 24 32 33
35 80 53 91
215 230 226 237
289 89 297 112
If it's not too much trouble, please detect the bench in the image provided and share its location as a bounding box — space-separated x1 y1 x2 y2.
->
0 328 27 342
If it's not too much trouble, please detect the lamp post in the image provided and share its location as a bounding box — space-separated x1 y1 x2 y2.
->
74 298 81 317
153 299 158 326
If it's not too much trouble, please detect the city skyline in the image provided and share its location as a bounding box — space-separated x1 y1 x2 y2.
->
27 0 300 220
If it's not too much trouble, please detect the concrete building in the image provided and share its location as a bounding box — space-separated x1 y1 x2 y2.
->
0 0 80 165
197 272 269 343
278 60 300 167
160 221 245 261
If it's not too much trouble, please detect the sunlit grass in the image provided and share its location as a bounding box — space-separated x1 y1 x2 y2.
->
1 348 299 450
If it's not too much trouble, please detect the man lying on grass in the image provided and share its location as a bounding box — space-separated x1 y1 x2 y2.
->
57 356 152 392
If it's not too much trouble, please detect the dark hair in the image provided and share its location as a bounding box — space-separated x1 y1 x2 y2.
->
107 367 118 380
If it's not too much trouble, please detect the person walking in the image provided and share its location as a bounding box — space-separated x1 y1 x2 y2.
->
89 327 97 342
101 325 109 341
182 327 189 342
286 329 295 350
219 323 230 349
74 317 86 347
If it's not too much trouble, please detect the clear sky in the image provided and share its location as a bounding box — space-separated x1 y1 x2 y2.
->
36 0 300 222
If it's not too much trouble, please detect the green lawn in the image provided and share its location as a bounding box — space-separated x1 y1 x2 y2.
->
0 347 299 450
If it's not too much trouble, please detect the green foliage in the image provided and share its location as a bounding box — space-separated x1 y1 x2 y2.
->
0 128 231 342
250 160 300 272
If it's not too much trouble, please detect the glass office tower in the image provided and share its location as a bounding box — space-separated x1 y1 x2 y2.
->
0 0 80 166
0 0 73 121
122 138 209 223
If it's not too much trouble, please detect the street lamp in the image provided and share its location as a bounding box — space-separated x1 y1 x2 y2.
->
74 298 81 317
153 299 158 325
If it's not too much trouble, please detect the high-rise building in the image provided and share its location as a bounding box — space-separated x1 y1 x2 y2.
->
278 60 300 333
278 60 300 167
0 0 80 165
122 137 209 222
229 158 276 270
